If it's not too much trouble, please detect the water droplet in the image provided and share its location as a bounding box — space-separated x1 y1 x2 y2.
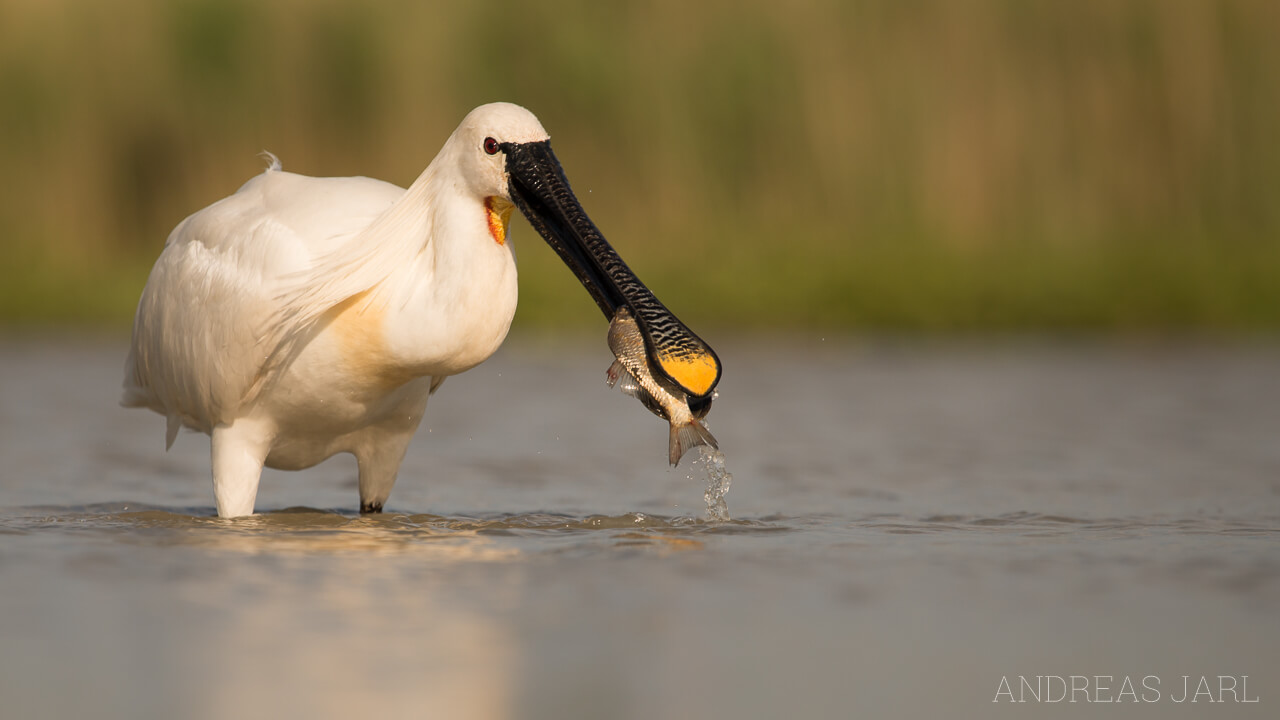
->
689 446 733 522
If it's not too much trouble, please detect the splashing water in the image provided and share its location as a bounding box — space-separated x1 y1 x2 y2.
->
690 444 733 522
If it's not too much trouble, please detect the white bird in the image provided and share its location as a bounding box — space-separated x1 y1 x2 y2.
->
123 102 720 518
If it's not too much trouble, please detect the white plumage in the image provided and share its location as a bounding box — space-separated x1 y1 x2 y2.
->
124 103 541 517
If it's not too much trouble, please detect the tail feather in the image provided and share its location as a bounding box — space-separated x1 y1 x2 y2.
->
669 418 719 466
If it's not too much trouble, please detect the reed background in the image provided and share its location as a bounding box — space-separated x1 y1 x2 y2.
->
2 0 1277 333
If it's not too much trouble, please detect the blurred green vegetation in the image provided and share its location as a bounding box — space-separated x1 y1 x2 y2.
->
1 0 1278 333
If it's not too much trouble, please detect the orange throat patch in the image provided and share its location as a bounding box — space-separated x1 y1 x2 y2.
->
485 196 515 245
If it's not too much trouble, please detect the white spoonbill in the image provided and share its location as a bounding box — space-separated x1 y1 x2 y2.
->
123 102 720 518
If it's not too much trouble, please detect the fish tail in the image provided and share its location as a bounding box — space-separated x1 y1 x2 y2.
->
669 418 719 466
605 359 624 388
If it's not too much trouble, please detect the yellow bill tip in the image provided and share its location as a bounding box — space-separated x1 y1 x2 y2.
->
657 351 719 398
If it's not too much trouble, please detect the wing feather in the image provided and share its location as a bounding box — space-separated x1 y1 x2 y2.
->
123 164 407 436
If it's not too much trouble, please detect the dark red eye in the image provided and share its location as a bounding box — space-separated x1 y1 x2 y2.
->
483 137 500 155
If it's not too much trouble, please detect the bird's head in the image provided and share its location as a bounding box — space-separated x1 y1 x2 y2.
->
445 102 721 402
449 102 549 201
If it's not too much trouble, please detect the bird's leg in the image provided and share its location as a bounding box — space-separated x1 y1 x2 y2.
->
210 418 274 518
355 430 417 515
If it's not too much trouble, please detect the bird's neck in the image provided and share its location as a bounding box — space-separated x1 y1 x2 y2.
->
369 168 519 377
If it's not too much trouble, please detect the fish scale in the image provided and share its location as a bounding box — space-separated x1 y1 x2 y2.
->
607 306 718 466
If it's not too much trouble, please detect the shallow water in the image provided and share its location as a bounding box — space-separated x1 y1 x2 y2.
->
1 337 1277 719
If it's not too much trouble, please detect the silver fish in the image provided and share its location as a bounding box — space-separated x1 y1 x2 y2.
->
606 306 718 465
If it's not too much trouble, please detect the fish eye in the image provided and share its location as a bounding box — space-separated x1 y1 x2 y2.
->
483 137 500 155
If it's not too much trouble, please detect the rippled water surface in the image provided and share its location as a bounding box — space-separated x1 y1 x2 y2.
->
1 337 1277 719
